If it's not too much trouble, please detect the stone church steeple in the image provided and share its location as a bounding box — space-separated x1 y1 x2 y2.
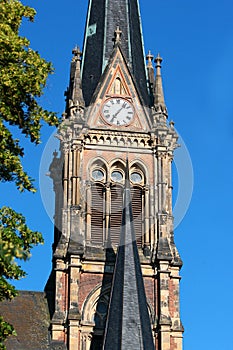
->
47 1 184 349
81 0 148 106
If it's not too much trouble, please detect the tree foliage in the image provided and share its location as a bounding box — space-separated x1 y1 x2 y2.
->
0 206 43 300
0 1 60 348
0 317 15 348
0 0 59 191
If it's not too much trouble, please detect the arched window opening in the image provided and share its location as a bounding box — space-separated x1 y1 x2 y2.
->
92 169 104 181
88 160 147 249
110 161 125 181
111 170 123 183
80 288 110 350
130 171 143 184
115 77 121 94
93 299 108 329
89 291 110 350
110 77 126 95
91 184 104 245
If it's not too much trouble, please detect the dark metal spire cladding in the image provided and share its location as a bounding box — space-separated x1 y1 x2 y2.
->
81 0 149 106
102 159 154 350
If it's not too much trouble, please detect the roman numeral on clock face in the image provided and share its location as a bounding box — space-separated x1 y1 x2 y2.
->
102 98 134 126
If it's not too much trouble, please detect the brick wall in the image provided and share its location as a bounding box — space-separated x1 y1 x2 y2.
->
78 273 103 310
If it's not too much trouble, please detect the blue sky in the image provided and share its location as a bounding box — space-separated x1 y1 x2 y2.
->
1 1 233 349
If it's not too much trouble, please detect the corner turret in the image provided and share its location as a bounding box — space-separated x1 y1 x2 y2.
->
64 46 85 120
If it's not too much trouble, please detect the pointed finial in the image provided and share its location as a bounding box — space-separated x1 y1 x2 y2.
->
114 26 122 46
155 53 162 75
72 46 82 62
146 50 154 68
153 53 166 107
169 120 175 129
146 50 155 94
68 46 85 111
152 53 168 122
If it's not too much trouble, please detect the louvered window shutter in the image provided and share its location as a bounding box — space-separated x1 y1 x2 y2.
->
91 184 104 245
131 186 143 246
110 185 123 245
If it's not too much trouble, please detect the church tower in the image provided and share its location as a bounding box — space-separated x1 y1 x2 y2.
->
47 1 184 349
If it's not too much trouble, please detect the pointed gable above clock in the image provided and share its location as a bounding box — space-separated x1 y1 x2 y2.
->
85 44 152 131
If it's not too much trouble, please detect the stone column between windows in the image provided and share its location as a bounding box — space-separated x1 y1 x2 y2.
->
71 146 77 206
63 147 69 208
149 184 155 248
170 266 183 350
52 259 67 343
158 261 171 350
53 177 63 242
161 156 167 213
167 155 173 216
144 185 150 247
68 146 73 208
68 256 82 350
157 155 162 213
72 145 81 206
153 149 158 247
81 333 92 350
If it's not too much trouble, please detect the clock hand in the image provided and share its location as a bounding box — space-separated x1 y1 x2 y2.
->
113 105 125 118
110 115 116 123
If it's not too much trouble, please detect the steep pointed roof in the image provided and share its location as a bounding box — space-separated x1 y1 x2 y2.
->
152 54 168 125
103 160 154 350
154 54 165 107
65 47 85 113
81 0 149 106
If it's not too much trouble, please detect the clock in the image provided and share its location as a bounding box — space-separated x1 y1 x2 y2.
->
102 98 134 126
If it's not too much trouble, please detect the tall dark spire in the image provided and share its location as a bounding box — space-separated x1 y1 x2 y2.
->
81 0 149 106
102 159 154 350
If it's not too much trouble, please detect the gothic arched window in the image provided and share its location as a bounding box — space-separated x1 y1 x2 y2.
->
88 160 147 248
89 162 107 245
81 285 111 350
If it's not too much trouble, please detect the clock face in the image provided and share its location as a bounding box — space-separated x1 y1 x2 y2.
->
102 98 134 126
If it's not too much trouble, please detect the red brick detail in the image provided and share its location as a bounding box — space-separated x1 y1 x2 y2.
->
78 331 81 350
82 150 155 183
78 272 104 309
170 336 177 350
169 279 178 318
144 276 155 310
155 338 158 350
56 271 68 313
55 332 66 342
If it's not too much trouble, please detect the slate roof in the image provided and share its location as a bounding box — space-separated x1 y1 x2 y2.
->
81 0 149 106
102 161 154 349
0 291 57 350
